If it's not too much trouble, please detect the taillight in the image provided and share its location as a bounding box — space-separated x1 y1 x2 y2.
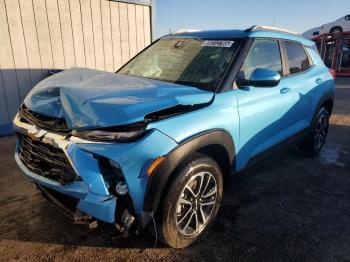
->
329 69 336 79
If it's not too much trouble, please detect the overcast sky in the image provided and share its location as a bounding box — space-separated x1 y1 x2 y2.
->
156 0 349 37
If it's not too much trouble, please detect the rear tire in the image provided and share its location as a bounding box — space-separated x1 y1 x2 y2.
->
156 154 223 248
302 107 330 155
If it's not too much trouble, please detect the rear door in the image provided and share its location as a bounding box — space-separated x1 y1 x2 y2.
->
281 41 320 130
234 39 295 170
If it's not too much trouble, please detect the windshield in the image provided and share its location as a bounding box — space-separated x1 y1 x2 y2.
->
118 38 241 91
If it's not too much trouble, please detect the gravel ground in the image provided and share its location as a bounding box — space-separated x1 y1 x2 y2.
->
0 79 349 262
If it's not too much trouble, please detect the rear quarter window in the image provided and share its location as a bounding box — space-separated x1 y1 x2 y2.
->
284 41 310 75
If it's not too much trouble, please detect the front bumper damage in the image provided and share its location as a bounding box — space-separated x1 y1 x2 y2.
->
13 113 178 230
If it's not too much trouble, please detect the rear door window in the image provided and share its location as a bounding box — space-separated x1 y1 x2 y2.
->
284 41 310 75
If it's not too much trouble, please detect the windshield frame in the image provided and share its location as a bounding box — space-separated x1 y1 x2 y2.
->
116 36 243 92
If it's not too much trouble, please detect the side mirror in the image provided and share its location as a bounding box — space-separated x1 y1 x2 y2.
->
236 68 281 88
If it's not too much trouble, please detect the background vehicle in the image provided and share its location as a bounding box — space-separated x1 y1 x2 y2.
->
313 31 350 77
13 26 335 248
320 14 350 34
303 26 321 39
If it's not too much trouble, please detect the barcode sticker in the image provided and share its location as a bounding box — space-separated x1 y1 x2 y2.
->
201 40 234 48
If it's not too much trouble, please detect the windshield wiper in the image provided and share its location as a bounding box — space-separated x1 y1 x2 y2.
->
174 80 214 92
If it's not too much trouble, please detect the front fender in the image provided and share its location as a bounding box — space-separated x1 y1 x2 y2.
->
75 129 178 213
143 129 235 213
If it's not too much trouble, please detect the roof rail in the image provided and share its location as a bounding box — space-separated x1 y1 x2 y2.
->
245 25 301 36
173 29 201 34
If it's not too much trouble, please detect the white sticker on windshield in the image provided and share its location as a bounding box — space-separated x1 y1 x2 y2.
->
201 40 235 48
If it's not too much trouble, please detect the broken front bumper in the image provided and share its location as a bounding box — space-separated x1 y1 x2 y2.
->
13 114 178 224
15 140 117 223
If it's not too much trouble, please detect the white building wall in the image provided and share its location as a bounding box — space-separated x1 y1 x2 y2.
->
0 0 153 134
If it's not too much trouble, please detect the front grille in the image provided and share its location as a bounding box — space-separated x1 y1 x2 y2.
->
19 105 71 135
18 134 78 184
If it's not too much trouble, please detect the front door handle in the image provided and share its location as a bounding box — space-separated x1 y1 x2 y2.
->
280 87 291 94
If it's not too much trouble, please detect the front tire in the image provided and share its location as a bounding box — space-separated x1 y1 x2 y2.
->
330 26 343 33
157 154 223 248
302 107 330 155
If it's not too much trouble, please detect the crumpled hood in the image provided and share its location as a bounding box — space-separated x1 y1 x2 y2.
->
24 68 214 129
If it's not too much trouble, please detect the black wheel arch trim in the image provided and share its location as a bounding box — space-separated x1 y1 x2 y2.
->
143 129 235 213
313 90 334 121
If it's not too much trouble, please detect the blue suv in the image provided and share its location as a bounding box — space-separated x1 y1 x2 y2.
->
13 26 335 248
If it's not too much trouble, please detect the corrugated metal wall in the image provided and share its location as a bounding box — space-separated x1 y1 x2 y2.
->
0 0 152 135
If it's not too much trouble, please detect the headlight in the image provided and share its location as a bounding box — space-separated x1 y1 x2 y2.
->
72 126 147 142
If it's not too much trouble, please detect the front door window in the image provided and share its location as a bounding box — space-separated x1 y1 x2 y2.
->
238 39 282 80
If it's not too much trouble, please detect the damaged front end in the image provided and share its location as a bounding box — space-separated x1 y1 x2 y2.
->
13 106 178 235
13 68 214 235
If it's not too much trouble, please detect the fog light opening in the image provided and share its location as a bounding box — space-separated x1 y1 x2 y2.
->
115 181 128 195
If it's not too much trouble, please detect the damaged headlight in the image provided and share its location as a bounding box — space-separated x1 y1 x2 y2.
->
72 124 147 142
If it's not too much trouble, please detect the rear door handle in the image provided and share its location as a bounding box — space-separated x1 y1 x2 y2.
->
316 78 323 84
280 87 291 94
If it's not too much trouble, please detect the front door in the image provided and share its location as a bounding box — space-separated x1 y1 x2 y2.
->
234 39 295 170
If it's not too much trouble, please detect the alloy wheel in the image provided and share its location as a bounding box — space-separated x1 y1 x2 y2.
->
175 171 218 236
314 113 328 151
